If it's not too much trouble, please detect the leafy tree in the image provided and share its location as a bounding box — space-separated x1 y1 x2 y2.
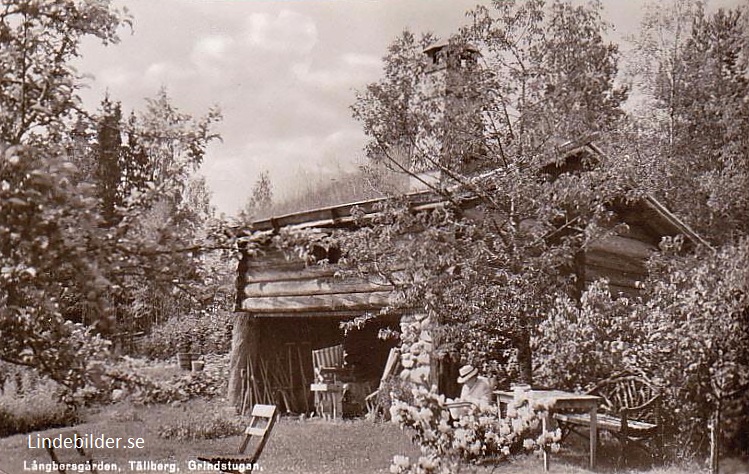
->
0 0 129 145
90 90 223 334
95 96 124 223
0 143 113 392
239 170 273 222
348 0 630 386
627 3 749 243
535 238 749 458
0 1 232 395
465 0 626 160
351 30 439 180
0 0 128 392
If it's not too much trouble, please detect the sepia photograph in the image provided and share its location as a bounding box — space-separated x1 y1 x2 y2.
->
1 0 748 473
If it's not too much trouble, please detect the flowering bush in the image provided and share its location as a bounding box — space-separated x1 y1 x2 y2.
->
388 315 560 473
390 386 560 465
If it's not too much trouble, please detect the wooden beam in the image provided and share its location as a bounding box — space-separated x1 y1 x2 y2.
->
241 291 393 313
246 266 337 284
244 277 393 298
584 249 649 275
586 234 657 261
585 266 644 290
242 310 405 319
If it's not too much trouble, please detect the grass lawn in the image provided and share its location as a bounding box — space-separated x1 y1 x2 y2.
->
1 398 746 474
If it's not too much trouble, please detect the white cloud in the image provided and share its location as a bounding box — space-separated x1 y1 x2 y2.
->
244 10 318 54
96 66 135 89
193 35 234 60
144 61 194 88
291 52 382 92
342 53 382 69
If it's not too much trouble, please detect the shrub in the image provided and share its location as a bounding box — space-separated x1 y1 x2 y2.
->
533 239 749 459
139 310 232 359
104 353 230 405
157 410 243 440
0 367 80 437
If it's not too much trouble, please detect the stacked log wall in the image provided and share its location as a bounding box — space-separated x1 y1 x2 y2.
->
583 225 657 298
240 250 394 315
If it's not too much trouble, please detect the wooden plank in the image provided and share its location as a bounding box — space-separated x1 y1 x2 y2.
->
586 234 656 260
242 291 393 313
246 310 405 319
617 223 660 246
585 266 644 290
245 276 393 298
245 250 298 268
246 266 337 283
584 249 649 275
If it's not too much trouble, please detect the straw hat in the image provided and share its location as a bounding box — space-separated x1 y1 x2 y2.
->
457 365 479 384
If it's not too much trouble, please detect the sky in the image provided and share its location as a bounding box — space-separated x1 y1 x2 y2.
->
74 0 742 217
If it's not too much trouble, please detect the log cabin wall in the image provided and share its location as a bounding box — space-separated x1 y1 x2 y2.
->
231 247 400 414
240 249 393 315
583 223 656 299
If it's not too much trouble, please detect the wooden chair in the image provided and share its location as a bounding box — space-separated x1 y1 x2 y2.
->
365 347 401 419
312 344 348 383
554 371 663 463
45 431 98 474
197 404 277 473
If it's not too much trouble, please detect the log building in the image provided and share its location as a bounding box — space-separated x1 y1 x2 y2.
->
227 138 707 415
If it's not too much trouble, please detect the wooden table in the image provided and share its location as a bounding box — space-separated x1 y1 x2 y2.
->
495 389 602 471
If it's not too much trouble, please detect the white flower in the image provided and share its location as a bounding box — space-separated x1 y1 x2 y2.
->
392 455 410 468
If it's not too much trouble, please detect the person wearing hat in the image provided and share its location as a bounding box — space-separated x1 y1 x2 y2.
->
448 364 493 418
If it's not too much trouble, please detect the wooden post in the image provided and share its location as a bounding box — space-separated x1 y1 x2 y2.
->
228 313 258 410
542 414 550 471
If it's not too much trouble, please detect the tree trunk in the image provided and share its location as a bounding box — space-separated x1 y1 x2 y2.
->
710 403 721 474
516 330 533 385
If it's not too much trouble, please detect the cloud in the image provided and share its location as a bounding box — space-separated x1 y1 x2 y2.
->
96 65 135 89
290 52 382 96
190 35 238 84
144 61 194 88
342 53 382 69
193 35 234 61
244 10 318 54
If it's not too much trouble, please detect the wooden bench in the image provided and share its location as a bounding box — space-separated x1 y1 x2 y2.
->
554 371 662 463
197 404 277 473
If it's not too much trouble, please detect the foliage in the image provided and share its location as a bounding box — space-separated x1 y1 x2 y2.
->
0 365 80 437
0 0 129 145
104 354 230 405
466 0 626 153
74 90 226 335
626 3 749 243
0 0 234 396
239 169 274 222
534 238 749 457
139 310 233 359
639 239 749 456
533 280 645 391
157 413 243 441
0 151 115 390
